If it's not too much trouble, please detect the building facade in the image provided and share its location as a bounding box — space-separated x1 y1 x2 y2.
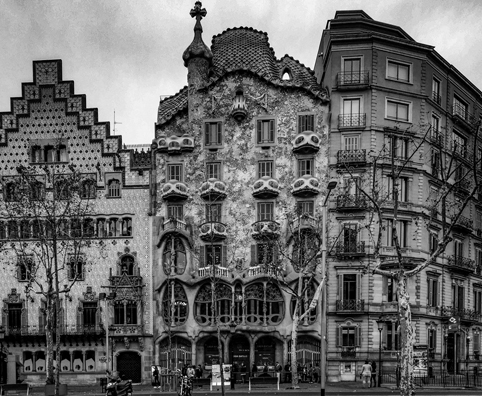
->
315 10 482 382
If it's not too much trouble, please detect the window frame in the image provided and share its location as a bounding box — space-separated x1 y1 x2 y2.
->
297 113 316 133
257 201 274 221
258 160 274 178
343 134 360 151
432 77 441 104
206 161 222 180
297 157 315 177
386 59 412 83
255 117 276 146
385 98 412 123
385 219 408 247
167 163 183 182
427 276 439 307
167 204 184 220
453 95 468 120
204 120 224 148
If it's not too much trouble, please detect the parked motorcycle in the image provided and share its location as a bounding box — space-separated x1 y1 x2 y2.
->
106 371 133 396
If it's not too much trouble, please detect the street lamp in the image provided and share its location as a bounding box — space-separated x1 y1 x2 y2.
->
0 326 5 384
467 335 471 376
376 318 383 387
320 179 337 396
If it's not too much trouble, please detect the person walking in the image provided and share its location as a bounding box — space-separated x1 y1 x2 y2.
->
240 362 247 384
370 360 377 388
284 363 291 383
251 362 258 378
360 360 372 389
275 362 282 383
152 366 160 388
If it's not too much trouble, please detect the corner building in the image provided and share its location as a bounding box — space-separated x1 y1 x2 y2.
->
315 11 482 381
151 4 330 373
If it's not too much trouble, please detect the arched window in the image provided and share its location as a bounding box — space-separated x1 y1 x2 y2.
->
114 301 137 324
265 283 284 324
108 179 121 198
80 179 96 199
194 283 232 325
233 284 243 324
96 219 106 237
159 336 192 370
245 283 264 325
120 255 135 275
162 236 187 275
162 281 188 325
290 279 318 325
121 218 132 236
8 220 18 239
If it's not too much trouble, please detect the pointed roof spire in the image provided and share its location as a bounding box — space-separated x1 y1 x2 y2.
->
182 1 213 67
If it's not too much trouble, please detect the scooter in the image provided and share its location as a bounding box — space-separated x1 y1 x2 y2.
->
106 377 133 396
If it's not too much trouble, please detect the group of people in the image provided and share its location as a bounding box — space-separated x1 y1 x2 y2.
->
359 360 377 388
151 364 204 388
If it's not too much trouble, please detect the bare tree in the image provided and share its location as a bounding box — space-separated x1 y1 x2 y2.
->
337 120 482 396
0 159 103 395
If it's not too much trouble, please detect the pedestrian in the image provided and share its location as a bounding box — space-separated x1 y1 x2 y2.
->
308 363 313 383
275 361 282 383
314 363 320 383
360 360 372 389
240 362 247 383
370 360 377 388
263 362 269 375
187 365 195 378
195 364 203 379
251 362 258 377
152 365 160 388
181 363 188 376
284 362 291 383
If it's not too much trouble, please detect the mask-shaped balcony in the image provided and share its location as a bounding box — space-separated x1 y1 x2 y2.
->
199 221 227 242
200 178 227 201
252 176 280 199
251 220 280 240
155 135 194 155
160 180 189 201
291 175 320 197
292 131 321 155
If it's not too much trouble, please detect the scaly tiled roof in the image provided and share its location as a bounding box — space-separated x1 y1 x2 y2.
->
157 87 188 125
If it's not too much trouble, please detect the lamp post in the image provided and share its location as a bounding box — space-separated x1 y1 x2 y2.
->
0 326 4 384
376 319 383 387
467 335 471 377
320 179 337 396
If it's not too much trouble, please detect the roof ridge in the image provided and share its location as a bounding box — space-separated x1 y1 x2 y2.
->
279 54 316 75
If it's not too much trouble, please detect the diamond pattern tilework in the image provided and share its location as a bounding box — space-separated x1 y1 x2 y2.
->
35 61 59 85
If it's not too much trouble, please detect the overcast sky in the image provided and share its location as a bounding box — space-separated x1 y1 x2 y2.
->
1 0 481 145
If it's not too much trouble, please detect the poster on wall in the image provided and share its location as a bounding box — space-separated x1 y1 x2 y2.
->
211 364 231 387
413 345 428 378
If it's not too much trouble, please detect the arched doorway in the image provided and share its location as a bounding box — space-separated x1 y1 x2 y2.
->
203 336 224 367
117 351 141 383
229 335 250 367
159 336 192 371
254 336 277 366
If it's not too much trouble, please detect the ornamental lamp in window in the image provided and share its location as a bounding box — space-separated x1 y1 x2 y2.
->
231 88 247 122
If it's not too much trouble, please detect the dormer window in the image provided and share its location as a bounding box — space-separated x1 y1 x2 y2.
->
281 69 292 81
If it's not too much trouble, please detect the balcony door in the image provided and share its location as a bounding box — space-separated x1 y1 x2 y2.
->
343 98 361 116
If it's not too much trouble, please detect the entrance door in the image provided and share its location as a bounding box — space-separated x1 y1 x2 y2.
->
117 352 142 383
229 335 250 368
254 337 276 366
447 333 460 374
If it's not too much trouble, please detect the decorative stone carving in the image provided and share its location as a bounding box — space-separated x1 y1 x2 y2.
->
291 175 321 197
252 176 280 199
200 178 226 200
292 131 321 154
161 180 189 201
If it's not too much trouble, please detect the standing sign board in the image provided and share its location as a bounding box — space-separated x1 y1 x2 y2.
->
211 364 231 388
413 344 428 378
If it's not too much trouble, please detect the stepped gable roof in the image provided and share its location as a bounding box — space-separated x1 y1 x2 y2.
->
210 27 327 99
157 87 188 124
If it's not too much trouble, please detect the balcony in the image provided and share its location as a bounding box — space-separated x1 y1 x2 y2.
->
110 324 143 336
291 175 321 197
451 215 473 234
200 178 227 201
160 180 189 201
337 71 369 89
454 178 473 195
292 131 321 155
336 299 365 313
336 149 366 167
340 347 357 359
428 131 444 147
197 265 229 278
251 220 280 240
110 275 143 288
199 221 227 242
247 265 275 277
446 254 476 275
338 113 366 129
432 91 441 105
441 306 481 324
252 176 280 199
336 194 367 211
331 241 366 258
62 324 105 335
155 134 194 155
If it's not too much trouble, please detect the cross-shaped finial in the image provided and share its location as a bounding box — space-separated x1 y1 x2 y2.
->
190 1 206 21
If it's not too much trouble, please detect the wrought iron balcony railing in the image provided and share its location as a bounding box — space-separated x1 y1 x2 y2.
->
336 149 366 166
332 241 366 257
338 113 366 128
340 348 357 358
441 306 481 322
446 254 476 273
337 71 369 87
336 194 367 210
336 299 365 312
452 103 468 121
451 215 473 231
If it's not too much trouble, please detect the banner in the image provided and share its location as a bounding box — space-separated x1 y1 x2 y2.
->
309 278 325 309
211 364 231 387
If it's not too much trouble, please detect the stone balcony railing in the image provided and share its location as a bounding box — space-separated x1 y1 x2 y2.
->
247 265 275 277
197 265 229 278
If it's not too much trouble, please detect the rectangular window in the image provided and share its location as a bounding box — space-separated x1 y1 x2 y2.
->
431 114 440 136
297 201 314 216
474 289 482 314
343 223 358 251
427 277 438 307
476 249 482 275
386 219 408 247
256 119 275 144
454 239 464 258
114 302 137 325
298 114 315 133
386 176 408 202
431 150 440 177
167 204 183 220
204 121 223 146
258 160 273 178
343 98 361 115
452 131 467 157
387 100 410 122
167 164 183 181
206 245 222 266
428 329 437 353
68 259 84 281
432 78 441 104
343 58 362 84
257 202 274 221
387 60 410 82
206 162 221 179
452 284 465 310
429 232 438 254
387 277 398 302
83 302 98 327
475 333 481 355
342 274 357 300
386 322 400 350
18 257 33 281
7 303 22 330
206 203 222 222
343 135 360 151
453 96 468 120
298 158 314 177
387 135 408 159
342 327 357 347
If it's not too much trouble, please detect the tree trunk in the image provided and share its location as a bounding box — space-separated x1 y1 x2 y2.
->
398 275 414 396
290 314 300 388
45 285 55 385
216 324 225 396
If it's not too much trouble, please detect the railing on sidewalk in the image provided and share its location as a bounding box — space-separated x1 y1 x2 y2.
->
381 369 482 389
159 373 178 392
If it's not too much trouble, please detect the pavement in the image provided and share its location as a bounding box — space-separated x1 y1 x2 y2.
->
19 381 482 396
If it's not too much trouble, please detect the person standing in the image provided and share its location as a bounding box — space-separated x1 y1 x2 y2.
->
195 364 203 379
370 360 377 388
240 362 247 384
187 365 195 378
275 362 282 383
360 360 372 389
284 362 291 383
152 366 160 388
251 362 258 377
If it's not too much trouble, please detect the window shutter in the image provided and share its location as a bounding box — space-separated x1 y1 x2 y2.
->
336 326 341 347
217 122 222 145
257 120 262 143
337 274 341 300
199 246 205 267
356 274 361 300
298 116 302 134
39 306 45 332
269 120 275 142
204 123 210 145
433 331 437 352
251 244 257 266
222 245 227 267
355 326 361 347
